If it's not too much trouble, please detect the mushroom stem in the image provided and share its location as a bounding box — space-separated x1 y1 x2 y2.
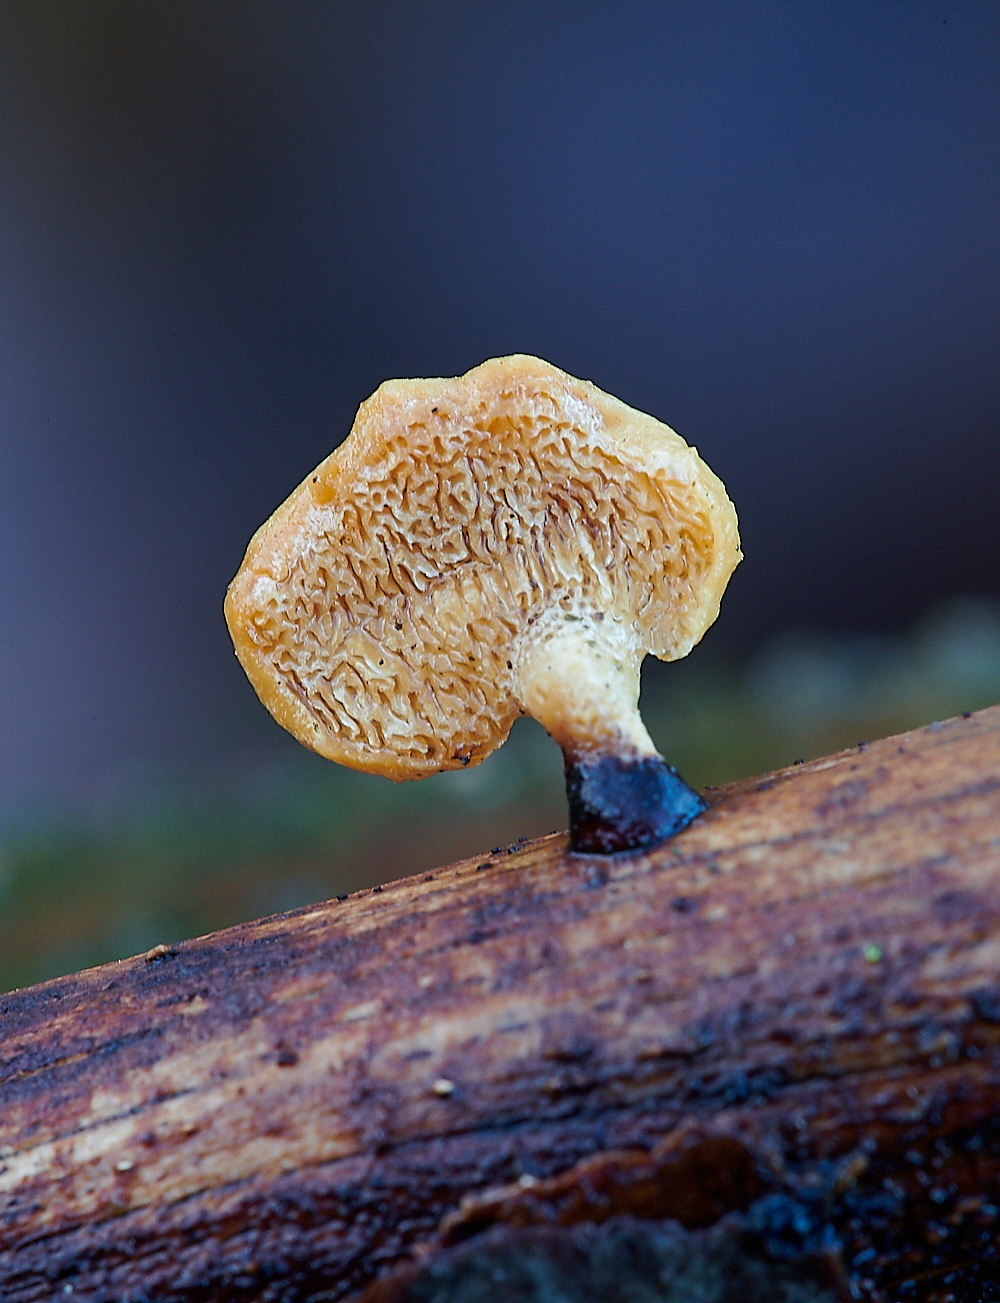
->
512 615 706 854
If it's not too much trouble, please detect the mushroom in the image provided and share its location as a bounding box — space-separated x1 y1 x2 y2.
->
225 355 740 853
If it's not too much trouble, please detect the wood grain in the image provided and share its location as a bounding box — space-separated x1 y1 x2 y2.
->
1 707 999 1301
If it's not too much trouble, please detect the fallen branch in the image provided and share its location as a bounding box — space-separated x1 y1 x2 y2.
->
2 707 999 1301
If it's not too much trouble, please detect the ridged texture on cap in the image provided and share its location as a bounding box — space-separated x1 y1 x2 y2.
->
225 355 741 778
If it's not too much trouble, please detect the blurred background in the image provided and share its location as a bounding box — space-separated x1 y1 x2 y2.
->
1 2 998 991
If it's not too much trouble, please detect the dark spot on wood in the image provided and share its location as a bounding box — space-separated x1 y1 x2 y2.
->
933 889 982 925
671 895 699 914
970 989 1000 1023
893 987 924 1008
815 778 869 820
543 1038 595 1063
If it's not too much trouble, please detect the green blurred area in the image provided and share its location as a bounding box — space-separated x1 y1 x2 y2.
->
2 598 998 994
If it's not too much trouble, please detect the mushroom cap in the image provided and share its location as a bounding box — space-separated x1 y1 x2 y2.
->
225 355 741 779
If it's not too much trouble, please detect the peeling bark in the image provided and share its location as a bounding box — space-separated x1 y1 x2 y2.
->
1 708 1000 1301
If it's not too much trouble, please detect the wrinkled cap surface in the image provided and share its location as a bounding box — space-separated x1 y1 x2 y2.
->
225 355 741 778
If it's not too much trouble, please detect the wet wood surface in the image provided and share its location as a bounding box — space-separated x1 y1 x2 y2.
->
1 707 1000 1301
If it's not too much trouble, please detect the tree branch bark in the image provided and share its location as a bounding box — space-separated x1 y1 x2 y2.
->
2 707 1000 1301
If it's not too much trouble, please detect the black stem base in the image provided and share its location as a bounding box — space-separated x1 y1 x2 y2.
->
565 753 707 854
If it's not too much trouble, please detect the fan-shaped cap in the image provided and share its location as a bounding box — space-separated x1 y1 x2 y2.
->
225 355 740 780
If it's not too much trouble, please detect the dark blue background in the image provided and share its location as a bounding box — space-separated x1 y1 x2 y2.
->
1 2 997 812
